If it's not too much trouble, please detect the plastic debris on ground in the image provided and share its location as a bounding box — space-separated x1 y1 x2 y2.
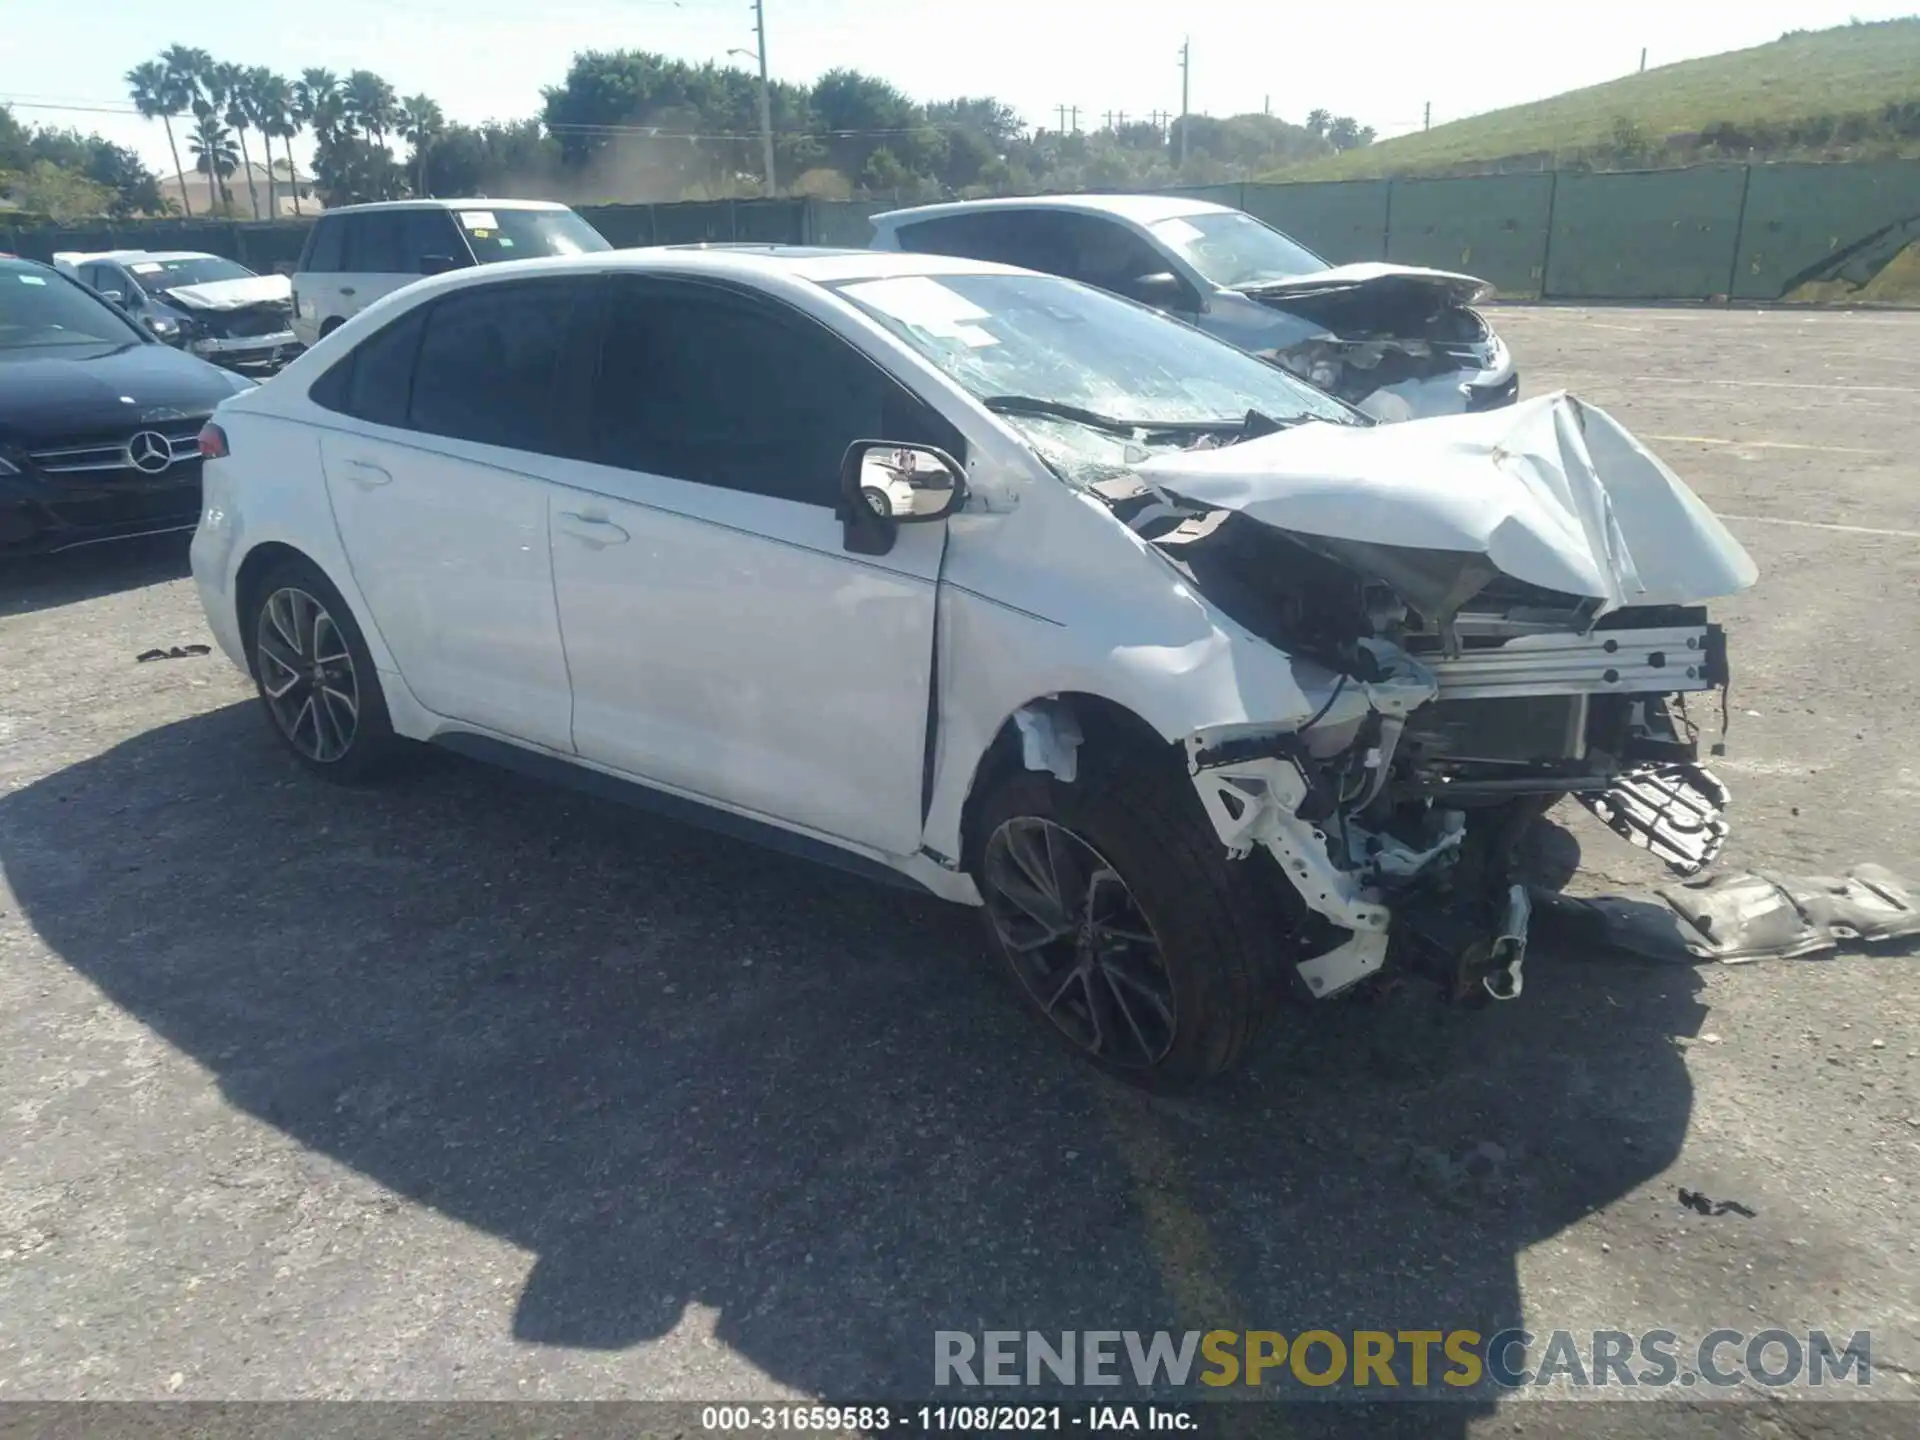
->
1534 864 1920 964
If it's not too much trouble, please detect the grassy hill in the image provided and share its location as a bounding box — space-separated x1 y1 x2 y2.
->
1271 17 1920 180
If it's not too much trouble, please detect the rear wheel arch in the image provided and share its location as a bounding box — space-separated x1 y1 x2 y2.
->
235 544 376 674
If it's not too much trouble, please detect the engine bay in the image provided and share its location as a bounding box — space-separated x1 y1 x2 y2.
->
1086 467 1735 1005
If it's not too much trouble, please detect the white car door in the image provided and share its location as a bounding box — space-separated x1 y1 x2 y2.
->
546 274 958 857
315 277 585 751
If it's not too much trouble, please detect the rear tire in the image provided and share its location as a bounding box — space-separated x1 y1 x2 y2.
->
244 555 405 784
971 756 1307 1090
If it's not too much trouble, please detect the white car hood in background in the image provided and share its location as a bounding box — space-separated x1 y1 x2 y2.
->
1136 391 1758 612
1237 261 1493 308
160 273 291 311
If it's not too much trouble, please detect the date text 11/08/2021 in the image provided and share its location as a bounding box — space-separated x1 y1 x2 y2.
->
699 1405 1193 1431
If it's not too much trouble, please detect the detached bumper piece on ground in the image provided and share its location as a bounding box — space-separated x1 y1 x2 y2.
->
1540 864 1920 964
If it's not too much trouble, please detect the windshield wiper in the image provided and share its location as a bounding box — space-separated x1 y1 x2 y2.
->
982 395 1305 441
981 395 1145 437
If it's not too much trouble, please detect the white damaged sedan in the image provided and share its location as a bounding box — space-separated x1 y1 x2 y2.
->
189 246 1756 1088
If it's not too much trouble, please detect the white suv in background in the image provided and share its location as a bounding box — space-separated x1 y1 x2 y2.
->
290 198 611 347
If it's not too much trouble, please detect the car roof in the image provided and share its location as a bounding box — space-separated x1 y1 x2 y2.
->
52 248 149 265
52 249 227 265
382 245 1027 290
318 197 574 215
871 193 1236 228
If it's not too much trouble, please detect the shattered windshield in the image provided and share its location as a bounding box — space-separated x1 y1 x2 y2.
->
832 272 1358 443
1149 211 1327 289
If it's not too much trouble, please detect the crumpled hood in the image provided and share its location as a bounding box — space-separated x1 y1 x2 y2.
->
159 273 291 311
1237 261 1492 309
1135 391 1758 612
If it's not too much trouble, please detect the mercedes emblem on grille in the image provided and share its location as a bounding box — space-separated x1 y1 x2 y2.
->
125 430 174 475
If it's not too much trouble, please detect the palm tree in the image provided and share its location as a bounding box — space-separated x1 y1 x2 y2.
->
296 68 342 145
342 69 398 150
188 113 240 212
202 61 261 218
165 45 213 120
397 95 445 197
253 70 297 217
126 60 191 218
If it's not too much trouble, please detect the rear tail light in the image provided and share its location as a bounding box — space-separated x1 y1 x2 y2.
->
198 422 230 459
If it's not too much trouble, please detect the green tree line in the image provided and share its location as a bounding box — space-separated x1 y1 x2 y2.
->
4 47 1378 221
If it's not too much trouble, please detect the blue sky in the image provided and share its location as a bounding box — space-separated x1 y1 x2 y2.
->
3 0 1915 174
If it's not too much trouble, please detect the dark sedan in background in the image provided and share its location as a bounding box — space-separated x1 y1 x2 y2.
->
1 258 253 558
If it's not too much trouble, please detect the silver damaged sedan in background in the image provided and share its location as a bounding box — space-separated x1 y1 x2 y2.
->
871 195 1517 421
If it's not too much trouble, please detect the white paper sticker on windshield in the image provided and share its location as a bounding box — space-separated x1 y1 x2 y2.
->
130 261 164 274
842 276 999 346
459 210 499 231
17 273 46 285
1154 218 1205 247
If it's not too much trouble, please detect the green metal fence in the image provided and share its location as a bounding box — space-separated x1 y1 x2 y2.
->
1383 174 1555 298
1731 161 1920 299
1242 180 1391 264
6 162 1917 302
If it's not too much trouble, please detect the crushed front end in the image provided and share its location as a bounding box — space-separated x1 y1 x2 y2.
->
1119 392 1757 1004
1235 264 1517 422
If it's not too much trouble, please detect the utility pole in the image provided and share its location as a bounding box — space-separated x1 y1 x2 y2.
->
1639 47 1647 73
1264 94 1270 117
1177 37 1190 165
1056 105 1069 132
1423 101 1431 131
1071 105 1080 133
752 0 775 195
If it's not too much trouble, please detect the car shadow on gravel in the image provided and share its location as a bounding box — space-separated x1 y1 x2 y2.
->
0 704 1707 1428
0 533 192 618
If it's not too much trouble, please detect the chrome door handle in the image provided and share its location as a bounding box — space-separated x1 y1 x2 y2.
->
557 512 630 546
345 458 391 488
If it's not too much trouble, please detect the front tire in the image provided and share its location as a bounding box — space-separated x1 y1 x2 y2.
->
972 759 1306 1090
245 556 404 783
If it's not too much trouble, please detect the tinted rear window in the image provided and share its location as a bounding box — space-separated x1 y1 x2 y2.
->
341 212 406 273
408 281 578 450
303 217 344 273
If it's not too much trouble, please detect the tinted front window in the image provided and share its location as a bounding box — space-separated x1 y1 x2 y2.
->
0 263 145 349
1148 211 1327 288
589 278 945 506
401 210 467 271
451 207 610 264
408 281 577 451
833 271 1354 431
127 255 255 288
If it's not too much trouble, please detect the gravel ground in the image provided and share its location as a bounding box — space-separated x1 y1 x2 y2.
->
1 306 1917 1432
